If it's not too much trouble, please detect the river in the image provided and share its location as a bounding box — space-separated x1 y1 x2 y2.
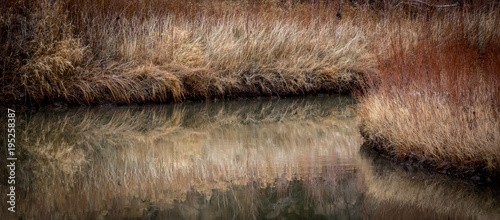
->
1 95 499 219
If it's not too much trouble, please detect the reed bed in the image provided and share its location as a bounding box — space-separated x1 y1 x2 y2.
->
358 6 500 179
1 0 375 105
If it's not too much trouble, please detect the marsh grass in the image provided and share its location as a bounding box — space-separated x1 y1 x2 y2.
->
1 0 375 105
358 7 500 178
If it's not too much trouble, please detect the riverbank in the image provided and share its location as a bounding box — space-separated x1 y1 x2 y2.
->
1 0 374 105
357 4 500 182
1 1 499 181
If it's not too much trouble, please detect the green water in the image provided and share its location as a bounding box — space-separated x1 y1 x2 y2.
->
1 96 499 219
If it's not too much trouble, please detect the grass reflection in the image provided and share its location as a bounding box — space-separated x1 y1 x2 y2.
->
2 96 364 219
360 146 500 220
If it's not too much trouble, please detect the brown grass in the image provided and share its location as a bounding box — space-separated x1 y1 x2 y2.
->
1 0 375 105
1 0 498 181
358 7 500 178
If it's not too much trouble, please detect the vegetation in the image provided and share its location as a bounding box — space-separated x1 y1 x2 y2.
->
1 0 498 179
358 5 500 180
1 0 374 105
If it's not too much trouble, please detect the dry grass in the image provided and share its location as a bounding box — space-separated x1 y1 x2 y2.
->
1 0 498 188
358 7 500 178
1 0 375 105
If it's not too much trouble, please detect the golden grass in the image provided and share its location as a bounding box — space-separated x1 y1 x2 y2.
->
358 7 500 178
1 0 375 105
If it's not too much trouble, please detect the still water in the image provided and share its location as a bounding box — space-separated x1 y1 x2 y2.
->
1 96 499 219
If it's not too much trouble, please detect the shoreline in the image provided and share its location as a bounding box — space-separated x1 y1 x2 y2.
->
359 125 500 185
0 87 358 113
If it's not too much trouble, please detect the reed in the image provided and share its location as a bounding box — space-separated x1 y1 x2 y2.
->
1 0 375 105
358 7 500 179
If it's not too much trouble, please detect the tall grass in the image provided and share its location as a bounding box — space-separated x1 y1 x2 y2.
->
1 0 375 105
358 7 500 179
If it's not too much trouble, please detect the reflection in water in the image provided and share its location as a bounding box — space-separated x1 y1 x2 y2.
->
0 96 498 219
360 146 500 220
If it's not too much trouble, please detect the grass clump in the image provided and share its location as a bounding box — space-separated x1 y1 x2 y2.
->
358 7 500 180
1 0 375 105
1 0 86 103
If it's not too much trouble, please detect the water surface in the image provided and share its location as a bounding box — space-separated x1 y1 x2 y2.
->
1 96 499 219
